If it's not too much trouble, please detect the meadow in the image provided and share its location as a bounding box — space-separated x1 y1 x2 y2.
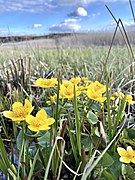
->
0 25 135 180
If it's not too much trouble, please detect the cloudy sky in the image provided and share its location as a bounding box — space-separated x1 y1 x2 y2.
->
0 0 135 36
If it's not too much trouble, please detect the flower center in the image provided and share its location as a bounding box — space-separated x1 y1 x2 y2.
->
43 80 51 86
14 107 27 118
33 119 42 127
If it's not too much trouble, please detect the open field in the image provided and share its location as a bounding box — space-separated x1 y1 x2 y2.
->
0 31 135 50
0 31 135 180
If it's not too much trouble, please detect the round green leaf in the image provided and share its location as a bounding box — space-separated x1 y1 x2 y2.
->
86 111 98 124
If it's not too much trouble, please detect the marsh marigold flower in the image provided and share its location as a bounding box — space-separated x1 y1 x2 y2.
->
125 95 135 105
117 146 135 164
46 94 57 105
70 77 81 85
26 109 55 132
81 77 89 83
86 88 107 102
62 80 72 87
113 92 135 105
3 99 34 122
60 84 81 100
85 81 106 102
34 78 57 88
87 81 106 94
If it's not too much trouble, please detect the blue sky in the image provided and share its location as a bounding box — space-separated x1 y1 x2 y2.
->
0 0 135 36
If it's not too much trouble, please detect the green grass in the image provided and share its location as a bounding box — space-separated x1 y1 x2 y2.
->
0 44 135 180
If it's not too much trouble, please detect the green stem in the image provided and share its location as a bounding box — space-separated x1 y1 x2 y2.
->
34 138 46 168
113 95 126 151
55 73 60 132
53 74 60 177
106 74 112 142
17 122 26 180
74 85 81 156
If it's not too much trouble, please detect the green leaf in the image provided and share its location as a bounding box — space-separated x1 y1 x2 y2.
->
91 103 101 112
81 135 91 152
42 107 52 117
37 131 50 147
101 152 114 167
27 149 39 180
102 170 117 180
126 128 135 140
86 111 98 124
126 164 135 180
17 130 23 150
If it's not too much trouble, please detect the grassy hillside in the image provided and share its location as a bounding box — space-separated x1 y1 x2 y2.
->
0 30 135 49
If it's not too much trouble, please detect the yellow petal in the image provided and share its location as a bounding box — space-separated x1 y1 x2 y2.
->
28 125 40 132
97 97 107 103
3 111 25 121
39 125 50 131
24 99 32 109
36 109 47 120
131 157 135 164
24 99 34 114
3 111 14 118
34 78 43 86
120 157 131 163
26 115 35 124
45 118 55 125
127 146 135 157
12 102 23 112
117 147 128 157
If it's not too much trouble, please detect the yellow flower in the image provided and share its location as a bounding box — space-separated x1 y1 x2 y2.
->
46 94 57 105
26 109 55 132
117 146 135 163
86 88 107 102
113 92 135 105
60 84 81 100
81 77 89 83
87 81 106 94
3 99 34 122
113 92 124 99
70 77 81 85
125 95 135 105
110 96 115 101
84 81 106 102
62 80 72 87
34 78 57 88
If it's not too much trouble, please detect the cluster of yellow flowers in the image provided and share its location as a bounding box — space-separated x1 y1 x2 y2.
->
34 77 107 102
111 92 135 105
3 99 55 132
3 77 135 134
33 77 135 105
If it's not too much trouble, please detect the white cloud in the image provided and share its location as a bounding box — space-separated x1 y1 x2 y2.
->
69 7 87 17
0 0 134 13
57 0 134 6
105 20 135 31
57 0 95 6
33 24 43 28
0 0 57 13
49 18 81 32
123 21 135 27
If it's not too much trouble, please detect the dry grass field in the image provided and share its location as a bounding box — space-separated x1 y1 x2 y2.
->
0 31 135 50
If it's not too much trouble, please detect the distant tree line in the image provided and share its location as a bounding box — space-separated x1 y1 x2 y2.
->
0 33 72 43
0 30 135 46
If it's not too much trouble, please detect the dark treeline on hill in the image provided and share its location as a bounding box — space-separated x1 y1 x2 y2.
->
0 33 72 43
0 30 135 46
